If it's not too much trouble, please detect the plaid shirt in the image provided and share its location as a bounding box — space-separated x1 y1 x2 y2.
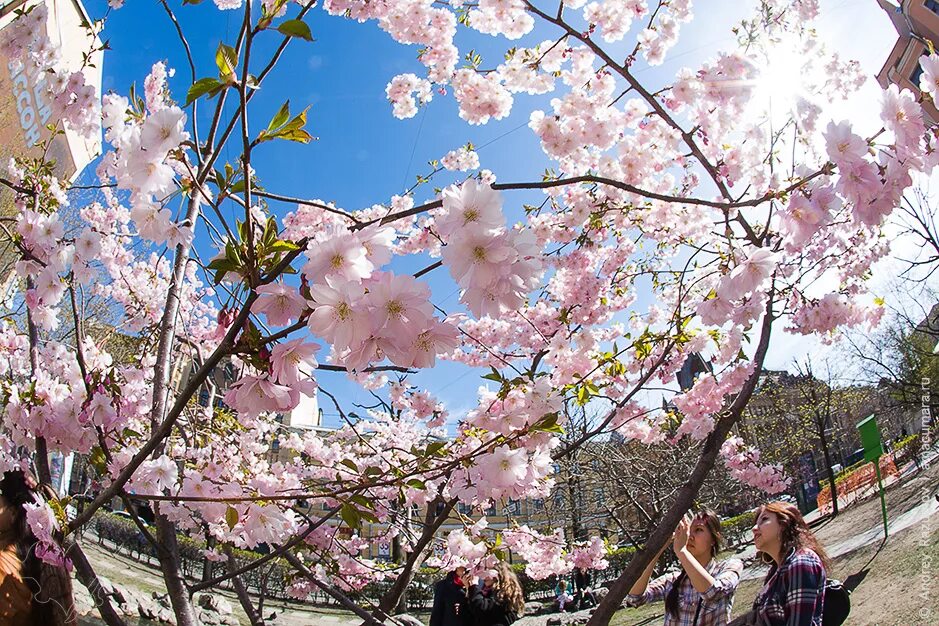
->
625 557 744 626
750 548 826 626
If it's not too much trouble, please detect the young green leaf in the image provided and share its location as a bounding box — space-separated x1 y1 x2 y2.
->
185 77 223 106
277 19 313 42
215 42 239 81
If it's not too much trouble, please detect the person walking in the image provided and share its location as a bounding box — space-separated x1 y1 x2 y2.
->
747 501 830 626
626 508 744 625
430 566 471 626
465 561 525 626
0 469 77 626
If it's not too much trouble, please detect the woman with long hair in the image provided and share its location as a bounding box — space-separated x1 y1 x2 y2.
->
0 469 77 626
625 509 744 625
465 561 525 626
749 501 830 626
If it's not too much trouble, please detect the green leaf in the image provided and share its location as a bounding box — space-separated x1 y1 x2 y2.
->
268 100 291 133
277 18 313 41
267 240 300 253
340 459 359 472
215 42 239 80
340 503 361 530
185 77 223 106
406 479 426 490
257 106 314 144
225 505 239 530
426 441 447 456
350 494 373 509
88 446 107 475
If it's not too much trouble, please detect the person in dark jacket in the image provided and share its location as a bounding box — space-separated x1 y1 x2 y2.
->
429 566 470 626
573 567 597 609
465 561 525 626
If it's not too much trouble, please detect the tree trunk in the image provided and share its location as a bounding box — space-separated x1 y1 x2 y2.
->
284 552 390 626
586 303 774 626
377 499 456 617
68 537 127 626
567 471 584 541
226 547 265 626
202 534 216 583
154 509 200 626
818 422 839 517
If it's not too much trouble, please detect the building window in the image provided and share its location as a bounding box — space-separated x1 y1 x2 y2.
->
912 61 925 89
457 502 473 515
506 499 521 515
484 504 497 517
532 498 544 511
927 0 939 15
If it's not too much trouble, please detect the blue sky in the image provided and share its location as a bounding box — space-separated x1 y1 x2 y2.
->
78 0 897 426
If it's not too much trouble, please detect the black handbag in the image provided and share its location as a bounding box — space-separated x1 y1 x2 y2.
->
821 579 851 626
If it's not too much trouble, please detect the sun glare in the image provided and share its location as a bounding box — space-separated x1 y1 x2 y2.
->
749 37 813 122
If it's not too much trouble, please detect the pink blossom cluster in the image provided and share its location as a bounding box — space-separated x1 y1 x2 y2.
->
24 501 71 569
787 292 881 338
465 377 561 436
437 180 543 317
440 144 480 171
672 362 755 440
450 70 513 125
720 436 790 494
500 527 609 580
386 73 433 119
496 41 566 95
305 269 460 371
502 526 571 579
468 0 534 40
918 53 939 102
389 383 448 426
99 64 193 248
328 0 457 86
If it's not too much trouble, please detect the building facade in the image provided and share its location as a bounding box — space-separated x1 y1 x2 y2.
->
0 0 103 295
877 0 939 124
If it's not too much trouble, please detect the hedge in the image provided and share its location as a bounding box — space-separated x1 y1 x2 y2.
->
721 510 756 548
91 512 611 607
92 512 292 600
892 434 922 466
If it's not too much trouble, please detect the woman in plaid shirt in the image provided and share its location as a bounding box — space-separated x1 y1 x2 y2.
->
625 509 744 626
748 501 830 626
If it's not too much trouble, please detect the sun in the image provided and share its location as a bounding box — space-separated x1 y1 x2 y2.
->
749 35 815 124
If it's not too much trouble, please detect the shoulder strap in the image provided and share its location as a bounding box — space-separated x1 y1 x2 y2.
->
693 598 703 626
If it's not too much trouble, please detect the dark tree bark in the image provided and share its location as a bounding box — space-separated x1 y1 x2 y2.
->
586 301 774 626
154 509 200 626
376 498 456 617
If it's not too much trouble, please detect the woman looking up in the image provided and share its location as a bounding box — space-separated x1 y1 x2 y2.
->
626 509 744 625
749 501 830 626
